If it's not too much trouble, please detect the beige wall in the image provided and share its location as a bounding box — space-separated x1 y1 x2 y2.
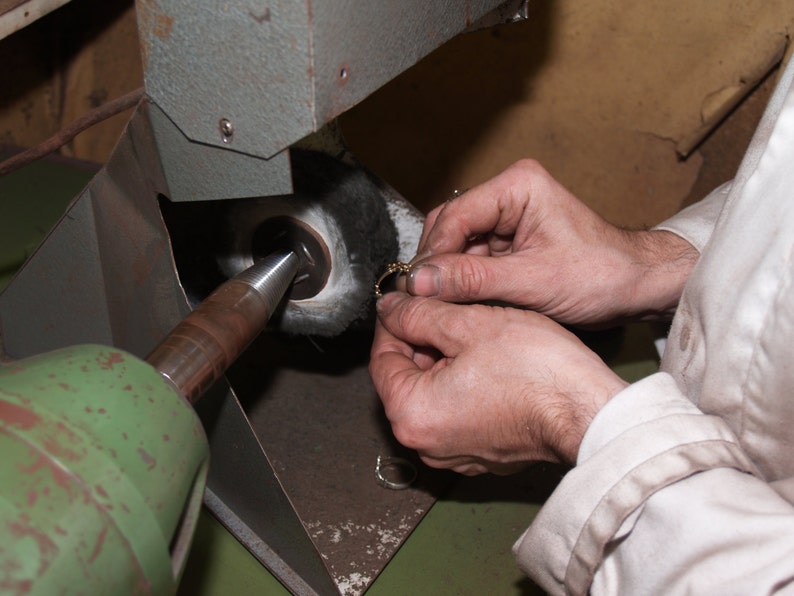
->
341 1 793 227
1 0 792 228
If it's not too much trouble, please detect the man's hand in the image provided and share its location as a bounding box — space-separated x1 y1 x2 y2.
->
369 292 628 474
407 159 698 327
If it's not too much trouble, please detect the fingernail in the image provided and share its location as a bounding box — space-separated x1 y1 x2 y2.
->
408 264 440 297
376 291 408 315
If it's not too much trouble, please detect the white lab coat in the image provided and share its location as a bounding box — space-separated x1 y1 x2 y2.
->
513 56 794 595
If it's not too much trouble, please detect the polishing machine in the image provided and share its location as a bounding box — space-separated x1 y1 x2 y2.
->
0 2 528 593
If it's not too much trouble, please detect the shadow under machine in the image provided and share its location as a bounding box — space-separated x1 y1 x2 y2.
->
0 1 527 594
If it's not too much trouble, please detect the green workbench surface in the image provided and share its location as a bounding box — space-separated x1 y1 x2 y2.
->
1 154 660 595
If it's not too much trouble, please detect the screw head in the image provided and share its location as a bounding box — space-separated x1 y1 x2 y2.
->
219 118 234 142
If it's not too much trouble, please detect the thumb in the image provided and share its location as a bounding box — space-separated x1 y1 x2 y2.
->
407 254 522 303
376 292 467 357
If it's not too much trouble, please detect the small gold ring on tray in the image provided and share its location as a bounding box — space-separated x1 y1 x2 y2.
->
375 455 417 490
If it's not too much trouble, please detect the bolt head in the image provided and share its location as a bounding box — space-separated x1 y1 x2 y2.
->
219 118 234 141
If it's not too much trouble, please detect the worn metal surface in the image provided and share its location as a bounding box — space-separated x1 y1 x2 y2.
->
144 102 294 201
226 331 451 594
0 105 178 359
0 100 298 357
136 0 516 161
193 379 342 595
0 344 208 593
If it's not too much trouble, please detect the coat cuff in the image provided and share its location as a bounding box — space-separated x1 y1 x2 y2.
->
652 181 730 252
513 372 759 595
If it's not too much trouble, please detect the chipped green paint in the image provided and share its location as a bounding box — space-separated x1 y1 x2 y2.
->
0 345 209 594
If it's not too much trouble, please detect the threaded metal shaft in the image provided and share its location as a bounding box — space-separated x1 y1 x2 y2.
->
147 250 299 404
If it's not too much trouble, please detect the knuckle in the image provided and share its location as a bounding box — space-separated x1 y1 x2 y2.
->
507 158 553 196
454 258 491 299
391 416 428 451
389 398 440 452
419 454 455 472
392 296 428 331
391 422 418 450
511 157 545 178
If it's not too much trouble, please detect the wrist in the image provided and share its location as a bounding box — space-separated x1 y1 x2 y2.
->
622 230 699 321
548 371 629 465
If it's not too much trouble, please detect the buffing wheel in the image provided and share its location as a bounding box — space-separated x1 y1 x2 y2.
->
160 149 424 337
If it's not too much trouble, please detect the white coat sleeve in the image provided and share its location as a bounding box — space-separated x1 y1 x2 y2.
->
652 181 731 252
513 372 794 595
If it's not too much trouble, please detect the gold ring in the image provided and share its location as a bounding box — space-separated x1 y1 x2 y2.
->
374 262 411 298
